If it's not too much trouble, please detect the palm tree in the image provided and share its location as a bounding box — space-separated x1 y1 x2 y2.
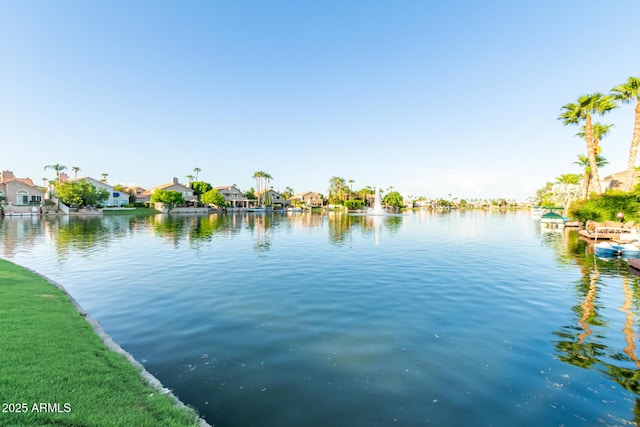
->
559 93 616 195
193 167 201 181
611 77 640 191
72 166 80 178
44 164 67 184
348 179 355 200
328 176 346 203
186 174 195 185
574 153 608 197
252 171 273 206
44 164 66 209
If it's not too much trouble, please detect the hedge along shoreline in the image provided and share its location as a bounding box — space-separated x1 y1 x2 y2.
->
0 258 211 427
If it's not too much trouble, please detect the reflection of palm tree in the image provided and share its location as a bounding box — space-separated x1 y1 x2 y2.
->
578 267 599 343
552 260 608 369
621 277 640 368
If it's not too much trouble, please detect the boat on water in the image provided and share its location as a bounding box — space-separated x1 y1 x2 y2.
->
531 206 544 219
248 206 274 212
539 211 565 229
594 241 640 257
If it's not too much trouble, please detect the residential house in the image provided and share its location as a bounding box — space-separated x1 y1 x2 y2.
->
213 185 249 209
125 186 146 203
65 176 129 207
0 170 45 207
138 178 197 204
291 191 324 208
601 170 639 192
256 189 289 208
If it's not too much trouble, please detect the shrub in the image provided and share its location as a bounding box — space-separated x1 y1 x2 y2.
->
345 200 365 210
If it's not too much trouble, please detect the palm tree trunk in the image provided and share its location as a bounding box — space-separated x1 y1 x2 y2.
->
585 116 602 195
583 172 590 197
624 100 640 191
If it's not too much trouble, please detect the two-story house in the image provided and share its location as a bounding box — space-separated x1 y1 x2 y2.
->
291 191 324 208
212 185 249 209
138 178 197 204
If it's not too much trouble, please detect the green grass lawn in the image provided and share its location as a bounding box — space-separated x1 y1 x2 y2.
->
0 258 204 427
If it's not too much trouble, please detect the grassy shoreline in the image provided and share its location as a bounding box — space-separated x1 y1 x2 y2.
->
0 258 207 427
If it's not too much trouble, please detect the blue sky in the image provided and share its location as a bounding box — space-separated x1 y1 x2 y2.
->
1 1 639 201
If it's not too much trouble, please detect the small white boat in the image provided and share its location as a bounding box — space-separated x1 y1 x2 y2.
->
287 207 302 212
594 241 640 257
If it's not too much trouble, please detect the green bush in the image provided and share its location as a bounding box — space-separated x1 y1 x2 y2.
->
569 200 607 222
344 200 365 210
569 190 640 222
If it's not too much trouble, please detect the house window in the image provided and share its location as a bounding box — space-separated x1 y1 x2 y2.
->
30 195 42 203
16 189 29 205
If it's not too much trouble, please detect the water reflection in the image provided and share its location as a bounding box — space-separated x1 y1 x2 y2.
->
1 211 404 259
327 212 402 245
550 228 640 420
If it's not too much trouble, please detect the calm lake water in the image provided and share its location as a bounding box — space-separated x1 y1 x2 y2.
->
2 210 640 426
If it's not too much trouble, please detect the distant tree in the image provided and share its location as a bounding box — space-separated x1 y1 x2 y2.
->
383 191 405 209
328 176 346 204
252 171 273 206
556 174 581 185
71 166 81 178
151 190 184 211
244 187 256 200
193 167 202 181
201 189 229 207
44 163 67 183
282 187 294 199
191 181 212 197
611 77 640 190
56 180 109 208
185 174 195 185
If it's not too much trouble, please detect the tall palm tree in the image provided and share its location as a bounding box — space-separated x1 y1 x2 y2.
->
328 176 346 202
186 174 195 185
559 93 616 195
574 153 608 197
252 171 272 206
193 167 201 181
348 179 355 200
44 164 67 184
72 166 80 178
611 77 640 191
